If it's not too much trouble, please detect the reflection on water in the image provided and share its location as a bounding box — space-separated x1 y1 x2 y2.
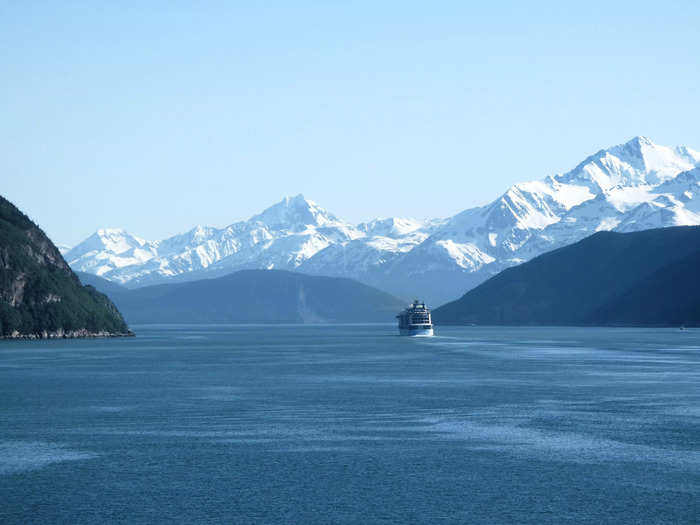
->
0 441 98 475
1 325 699 523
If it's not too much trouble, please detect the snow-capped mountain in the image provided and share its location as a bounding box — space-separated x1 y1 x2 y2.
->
67 137 700 305
386 136 700 303
66 229 159 278
297 217 445 288
67 194 427 287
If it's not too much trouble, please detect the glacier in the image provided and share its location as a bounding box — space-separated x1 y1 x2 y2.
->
66 136 700 305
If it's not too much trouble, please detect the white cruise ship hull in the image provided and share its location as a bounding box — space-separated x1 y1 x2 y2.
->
397 300 434 336
400 327 434 337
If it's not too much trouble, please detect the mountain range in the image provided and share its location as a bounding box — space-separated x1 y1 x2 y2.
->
66 136 700 305
77 270 406 324
433 226 700 327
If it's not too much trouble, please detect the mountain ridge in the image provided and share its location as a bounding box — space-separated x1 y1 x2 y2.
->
0 195 131 339
66 136 700 305
86 269 407 325
432 226 700 326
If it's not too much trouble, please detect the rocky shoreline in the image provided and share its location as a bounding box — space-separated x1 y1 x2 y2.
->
1 328 135 340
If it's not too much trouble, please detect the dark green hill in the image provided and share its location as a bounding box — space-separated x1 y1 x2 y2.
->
0 196 130 338
433 226 700 327
587 249 700 326
94 269 406 324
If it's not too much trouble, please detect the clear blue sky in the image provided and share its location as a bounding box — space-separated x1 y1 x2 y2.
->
2 1 699 245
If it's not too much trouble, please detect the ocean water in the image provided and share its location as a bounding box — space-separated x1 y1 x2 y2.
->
1 325 699 524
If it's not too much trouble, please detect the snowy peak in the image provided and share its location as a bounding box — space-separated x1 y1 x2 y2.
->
250 194 343 231
491 184 561 230
65 228 158 277
157 225 218 255
557 136 700 191
472 136 698 236
359 217 429 237
611 136 700 184
68 228 149 258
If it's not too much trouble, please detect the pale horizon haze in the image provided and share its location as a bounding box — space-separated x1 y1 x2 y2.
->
2 2 700 246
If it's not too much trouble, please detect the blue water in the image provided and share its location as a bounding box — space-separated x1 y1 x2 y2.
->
1 325 699 524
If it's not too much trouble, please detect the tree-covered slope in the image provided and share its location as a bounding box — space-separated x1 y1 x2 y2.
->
585 248 700 326
98 269 406 324
0 195 130 338
433 226 700 327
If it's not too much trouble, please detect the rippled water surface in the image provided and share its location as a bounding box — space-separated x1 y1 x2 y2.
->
1 325 699 523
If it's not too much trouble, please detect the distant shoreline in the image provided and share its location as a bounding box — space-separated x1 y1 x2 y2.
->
1 329 135 340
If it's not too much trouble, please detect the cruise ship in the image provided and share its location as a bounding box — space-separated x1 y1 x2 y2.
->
397 300 434 336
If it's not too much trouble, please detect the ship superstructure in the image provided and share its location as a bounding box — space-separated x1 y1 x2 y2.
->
397 300 434 336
